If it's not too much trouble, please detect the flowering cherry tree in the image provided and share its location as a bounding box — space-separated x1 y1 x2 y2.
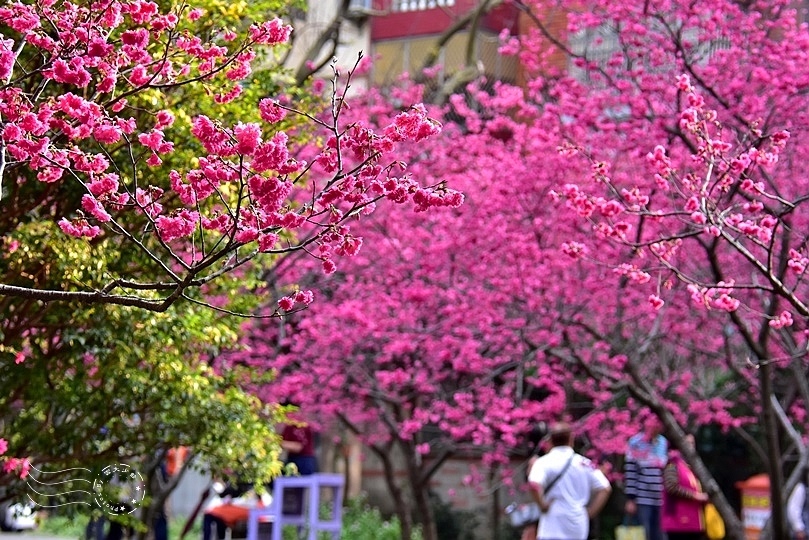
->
225 80 735 539
0 3 463 534
497 0 809 537
0 0 456 314
222 1 809 538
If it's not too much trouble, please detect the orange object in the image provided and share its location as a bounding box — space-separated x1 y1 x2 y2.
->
166 447 189 476
206 502 265 528
735 474 771 540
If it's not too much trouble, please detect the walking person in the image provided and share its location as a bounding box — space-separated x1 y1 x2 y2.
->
280 418 318 476
624 415 668 540
528 422 612 540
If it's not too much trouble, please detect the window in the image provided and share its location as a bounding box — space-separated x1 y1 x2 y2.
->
348 0 373 13
393 0 455 12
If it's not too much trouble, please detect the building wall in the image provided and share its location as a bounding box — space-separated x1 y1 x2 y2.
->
368 1 520 86
371 29 518 86
516 4 569 86
371 0 472 41
359 450 493 513
286 1 372 88
370 0 518 42
358 447 532 536
168 466 211 519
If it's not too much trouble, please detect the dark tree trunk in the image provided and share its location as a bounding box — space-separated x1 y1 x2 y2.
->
760 362 786 540
408 452 437 540
377 449 415 540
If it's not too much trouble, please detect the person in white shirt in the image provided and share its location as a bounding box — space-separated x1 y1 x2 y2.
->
788 467 809 540
528 422 612 540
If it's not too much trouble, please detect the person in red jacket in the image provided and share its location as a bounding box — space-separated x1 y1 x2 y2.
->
280 420 318 476
277 407 318 517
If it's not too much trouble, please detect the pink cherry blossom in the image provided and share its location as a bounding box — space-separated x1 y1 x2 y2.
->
258 99 286 124
58 217 101 239
155 210 199 242
248 19 292 46
0 38 15 81
81 195 112 223
187 8 203 21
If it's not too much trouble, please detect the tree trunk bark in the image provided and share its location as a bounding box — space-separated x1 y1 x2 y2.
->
378 449 414 540
760 361 786 540
491 466 502 540
408 451 437 540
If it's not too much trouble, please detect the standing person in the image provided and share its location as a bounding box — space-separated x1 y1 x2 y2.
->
787 467 809 540
280 416 318 476
277 410 318 517
528 422 612 540
624 415 668 540
662 434 708 540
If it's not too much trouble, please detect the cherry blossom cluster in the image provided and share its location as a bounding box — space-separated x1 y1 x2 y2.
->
0 439 29 479
0 0 458 308
553 75 803 334
210 1 809 511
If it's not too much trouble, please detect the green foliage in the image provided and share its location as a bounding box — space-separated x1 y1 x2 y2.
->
37 514 86 539
0 222 275 456
0 0 321 302
0 222 281 508
158 0 305 31
341 496 423 540
428 493 479 540
0 0 318 532
171 517 203 538
38 497 423 540
39 512 204 539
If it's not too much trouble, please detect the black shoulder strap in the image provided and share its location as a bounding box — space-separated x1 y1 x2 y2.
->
545 452 575 495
